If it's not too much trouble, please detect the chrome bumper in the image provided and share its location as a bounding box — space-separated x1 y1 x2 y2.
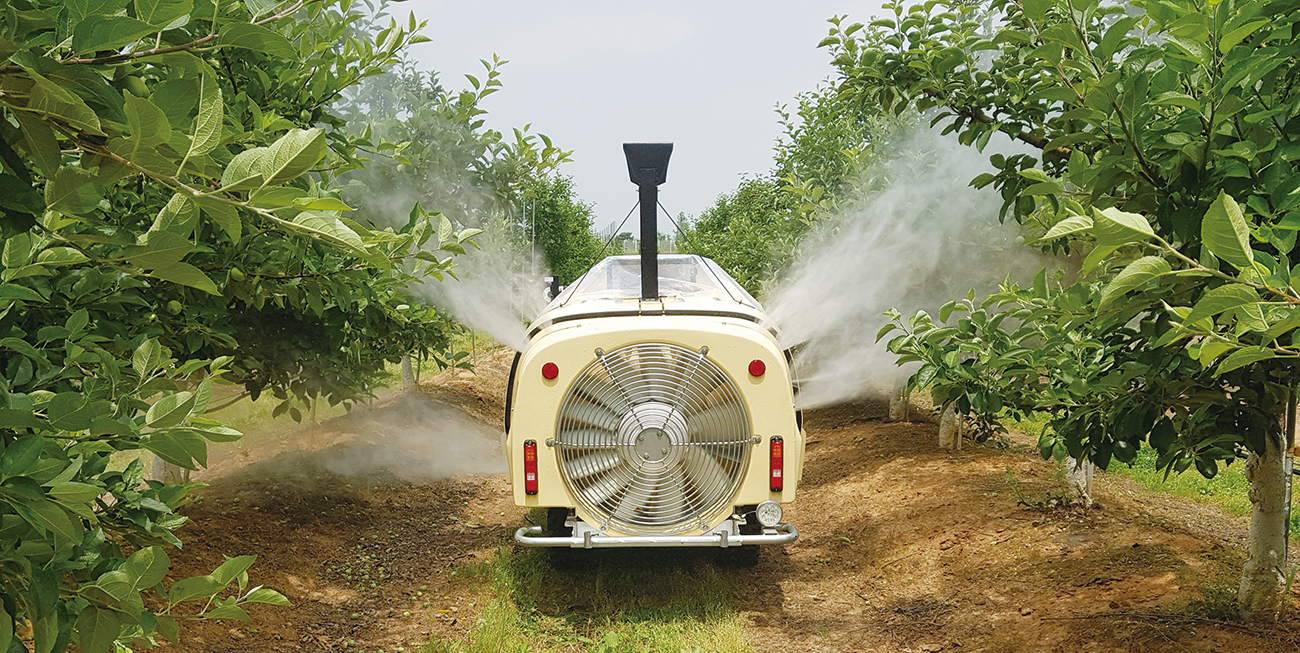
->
513 522 798 548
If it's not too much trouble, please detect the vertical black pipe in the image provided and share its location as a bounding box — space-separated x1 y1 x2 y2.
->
638 184 658 300
623 143 673 301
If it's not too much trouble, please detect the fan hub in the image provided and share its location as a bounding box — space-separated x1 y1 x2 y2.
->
634 428 672 462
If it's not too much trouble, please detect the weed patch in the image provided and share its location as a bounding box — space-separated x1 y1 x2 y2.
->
427 547 752 653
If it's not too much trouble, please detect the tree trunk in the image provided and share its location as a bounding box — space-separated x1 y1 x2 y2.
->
1238 432 1292 621
888 376 909 422
151 457 189 485
939 404 962 449
401 354 415 391
1063 456 1094 507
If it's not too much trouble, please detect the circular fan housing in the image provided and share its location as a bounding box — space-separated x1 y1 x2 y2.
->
554 342 753 535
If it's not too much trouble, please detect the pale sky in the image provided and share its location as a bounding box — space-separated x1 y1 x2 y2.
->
403 1 880 233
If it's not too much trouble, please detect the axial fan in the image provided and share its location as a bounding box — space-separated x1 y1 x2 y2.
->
554 342 754 535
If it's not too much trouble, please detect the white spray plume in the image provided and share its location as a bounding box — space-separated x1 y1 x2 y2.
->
411 234 548 352
318 393 506 480
767 124 1046 409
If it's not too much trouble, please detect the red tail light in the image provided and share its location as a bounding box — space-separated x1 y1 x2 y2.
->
523 440 538 495
770 436 784 492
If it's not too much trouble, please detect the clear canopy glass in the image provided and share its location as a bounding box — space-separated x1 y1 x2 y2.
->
551 255 760 310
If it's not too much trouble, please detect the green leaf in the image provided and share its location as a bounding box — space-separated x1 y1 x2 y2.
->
148 262 219 294
1 233 32 269
195 197 242 242
184 73 223 160
1100 256 1170 308
45 392 103 431
132 338 162 378
290 212 366 253
1219 18 1269 54
1201 192 1254 271
0 604 11 653
25 72 104 136
210 555 256 585
242 0 278 17
260 128 326 186
71 15 155 55
37 247 89 266
1216 346 1276 374
217 22 298 59
25 500 81 543
74 607 119 653
203 603 251 621
167 575 223 604
0 434 43 476
1093 206 1155 243
45 168 102 215
1040 214 1092 241
1184 284 1260 325
145 391 195 428
0 408 45 430
123 93 171 146
31 611 57 653
1083 207 1155 273
128 230 192 269
0 283 46 302
0 175 44 216
150 193 197 237
155 615 179 643
140 430 206 469
123 546 170 589
46 482 103 506
13 112 61 179
1021 0 1051 21
135 0 191 27
242 587 290 605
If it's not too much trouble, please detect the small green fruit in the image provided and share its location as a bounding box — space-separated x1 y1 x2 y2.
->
124 76 149 98
230 267 247 281
166 300 183 314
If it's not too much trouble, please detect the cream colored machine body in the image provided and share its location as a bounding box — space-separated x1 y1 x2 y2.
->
507 255 804 550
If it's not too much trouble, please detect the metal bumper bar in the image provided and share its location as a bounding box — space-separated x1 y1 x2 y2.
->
514 523 798 549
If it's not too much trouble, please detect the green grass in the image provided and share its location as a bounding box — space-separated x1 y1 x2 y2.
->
426 545 752 653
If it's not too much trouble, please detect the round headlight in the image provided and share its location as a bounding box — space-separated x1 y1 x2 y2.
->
756 500 783 527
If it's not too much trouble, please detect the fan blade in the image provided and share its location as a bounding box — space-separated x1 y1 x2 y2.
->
567 451 621 481
682 449 731 505
573 375 631 415
686 405 745 437
559 398 620 432
585 471 633 507
649 474 689 522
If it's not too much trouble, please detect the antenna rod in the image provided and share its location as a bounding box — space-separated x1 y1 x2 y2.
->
622 143 673 301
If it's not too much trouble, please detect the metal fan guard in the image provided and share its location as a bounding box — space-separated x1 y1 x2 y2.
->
554 343 754 535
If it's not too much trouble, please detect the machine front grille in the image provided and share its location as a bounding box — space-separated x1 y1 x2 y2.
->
554 343 753 535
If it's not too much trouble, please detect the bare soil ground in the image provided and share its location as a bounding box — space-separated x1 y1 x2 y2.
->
168 351 1300 652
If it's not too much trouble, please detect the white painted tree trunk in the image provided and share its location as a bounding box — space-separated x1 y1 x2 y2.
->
1238 433 1292 621
151 457 189 484
1063 456 1094 507
401 354 415 391
939 404 963 449
888 376 908 422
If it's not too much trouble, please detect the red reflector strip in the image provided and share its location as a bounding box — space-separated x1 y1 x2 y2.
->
523 440 538 495
770 436 784 492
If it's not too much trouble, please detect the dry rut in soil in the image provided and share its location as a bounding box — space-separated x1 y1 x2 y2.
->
168 355 1300 652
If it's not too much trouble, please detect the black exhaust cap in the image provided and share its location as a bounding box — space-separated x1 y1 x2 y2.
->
623 143 672 301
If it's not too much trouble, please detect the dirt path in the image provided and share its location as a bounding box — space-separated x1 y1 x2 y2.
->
166 358 1300 652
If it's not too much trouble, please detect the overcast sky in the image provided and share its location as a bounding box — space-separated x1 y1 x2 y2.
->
402 1 881 233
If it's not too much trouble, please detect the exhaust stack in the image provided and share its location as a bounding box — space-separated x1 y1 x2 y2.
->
623 143 673 301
